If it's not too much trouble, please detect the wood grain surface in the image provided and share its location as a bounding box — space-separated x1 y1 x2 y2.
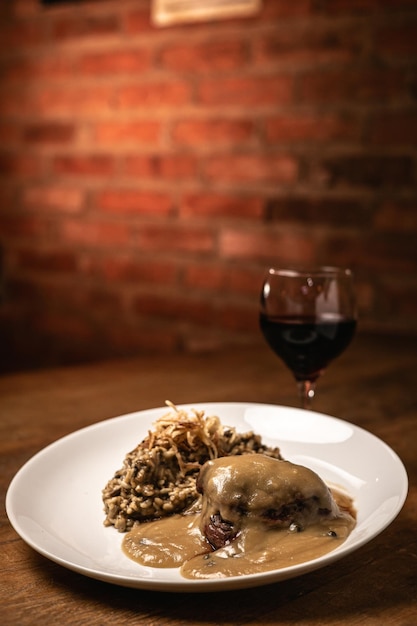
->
1 332 416 625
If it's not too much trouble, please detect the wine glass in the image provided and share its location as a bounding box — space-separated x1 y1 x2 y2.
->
259 266 357 409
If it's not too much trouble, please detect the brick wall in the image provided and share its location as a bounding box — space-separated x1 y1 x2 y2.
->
1 0 417 371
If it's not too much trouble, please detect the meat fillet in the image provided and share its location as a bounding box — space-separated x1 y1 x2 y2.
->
196 455 340 549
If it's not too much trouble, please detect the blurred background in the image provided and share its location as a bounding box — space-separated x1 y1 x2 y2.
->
0 0 416 373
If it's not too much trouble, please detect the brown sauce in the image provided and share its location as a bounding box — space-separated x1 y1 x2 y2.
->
183 496 354 579
123 490 355 579
122 456 356 579
123 512 208 569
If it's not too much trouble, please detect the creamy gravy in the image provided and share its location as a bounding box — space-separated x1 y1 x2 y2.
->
122 488 355 579
122 455 356 579
183 496 354 579
123 512 208 568
197 455 342 540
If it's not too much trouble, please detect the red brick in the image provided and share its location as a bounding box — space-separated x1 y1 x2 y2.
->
23 123 75 144
16 248 78 273
22 185 84 213
260 0 314 19
322 233 417 273
137 225 215 254
94 121 161 144
375 24 417 58
70 286 124 315
23 280 122 319
180 193 263 219
52 155 115 176
253 27 360 67
123 155 196 179
198 75 294 106
0 123 20 145
117 81 192 109
23 86 115 117
184 264 263 296
228 266 265 296
264 113 359 143
266 197 370 227
380 279 417 318
369 111 417 146
299 68 406 103
0 19 44 49
51 14 119 41
354 280 375 316
217 302 258 332
1 0 417 356
0 92 18 118
204 154 299 184
1 56 73 82
59 219 131 247
322 0 417 14
12 0 40 18
184 265 227 291
133 292 214 325
0 153 42 177
95 190 173 215
0 215 48 238
0 186 15 209
172 119 254 147
219 229 316 264
5 277 43 302
85 256 179 285
310 155 414 188
33 311 94 340
107 324 180 355
77 49 152 75
159 40 247 73
374 201 417 233
124 9 153 34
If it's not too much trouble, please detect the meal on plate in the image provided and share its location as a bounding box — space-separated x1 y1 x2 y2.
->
102 402 356 579
102 401 282 532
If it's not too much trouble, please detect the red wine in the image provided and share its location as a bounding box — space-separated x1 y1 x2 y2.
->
259 314 356 382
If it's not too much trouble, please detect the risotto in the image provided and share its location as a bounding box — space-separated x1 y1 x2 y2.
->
102 402 282 532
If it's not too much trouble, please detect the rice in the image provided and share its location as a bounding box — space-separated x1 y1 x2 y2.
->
102 402 282 532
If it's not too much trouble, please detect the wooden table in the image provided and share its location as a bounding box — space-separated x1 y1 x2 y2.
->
1 332 416 625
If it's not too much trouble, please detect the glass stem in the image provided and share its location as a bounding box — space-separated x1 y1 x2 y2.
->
297 380 316 410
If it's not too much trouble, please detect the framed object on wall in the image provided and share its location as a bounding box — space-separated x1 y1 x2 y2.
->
41 0 83 4
40 0 262 23
152 0 262 27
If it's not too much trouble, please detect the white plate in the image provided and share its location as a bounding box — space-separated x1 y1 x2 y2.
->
6 402 408 593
